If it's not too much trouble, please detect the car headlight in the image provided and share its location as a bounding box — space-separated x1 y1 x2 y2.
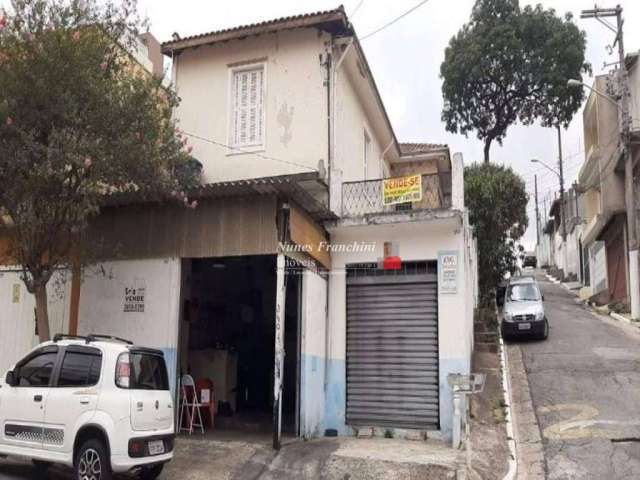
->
504 312 514 322
535 311 544 321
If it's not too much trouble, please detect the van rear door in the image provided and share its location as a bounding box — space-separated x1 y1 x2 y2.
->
126 349 173 432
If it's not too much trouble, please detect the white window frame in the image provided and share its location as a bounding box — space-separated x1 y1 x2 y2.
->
227 60 267 154
363 128 372 180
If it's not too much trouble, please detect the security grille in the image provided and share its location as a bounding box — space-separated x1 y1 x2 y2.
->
346 263 439 430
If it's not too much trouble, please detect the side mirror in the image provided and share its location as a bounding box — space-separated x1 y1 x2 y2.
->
5 370 16 387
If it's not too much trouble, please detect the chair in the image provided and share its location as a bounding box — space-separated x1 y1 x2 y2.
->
195 378 215 428
179 374 204 435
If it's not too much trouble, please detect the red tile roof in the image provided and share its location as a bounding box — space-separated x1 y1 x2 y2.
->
399 143 448 155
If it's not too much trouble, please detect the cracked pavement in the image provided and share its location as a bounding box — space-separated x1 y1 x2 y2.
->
514 271 640 479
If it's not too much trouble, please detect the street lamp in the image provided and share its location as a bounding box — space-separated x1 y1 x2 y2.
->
530 158 560 179
567 79 619 107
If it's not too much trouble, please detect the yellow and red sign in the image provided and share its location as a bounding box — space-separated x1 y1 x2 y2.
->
382 175 422 206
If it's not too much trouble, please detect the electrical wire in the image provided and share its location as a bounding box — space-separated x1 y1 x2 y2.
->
349 0 366 19
182 131 317 173
360 0 431 41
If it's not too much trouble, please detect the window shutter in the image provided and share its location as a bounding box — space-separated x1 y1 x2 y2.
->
231 65 264 148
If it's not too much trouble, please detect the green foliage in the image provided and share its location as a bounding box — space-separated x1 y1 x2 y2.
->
441 0 590 163
0 0 200 340
465 163 528 304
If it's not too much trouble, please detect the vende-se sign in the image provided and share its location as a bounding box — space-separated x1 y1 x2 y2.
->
383 175 422 206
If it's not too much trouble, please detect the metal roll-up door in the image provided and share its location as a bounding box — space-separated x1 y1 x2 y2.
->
346 266 439 430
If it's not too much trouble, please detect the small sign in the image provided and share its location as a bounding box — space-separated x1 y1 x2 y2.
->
439 251 458 294
124 281 146 313
200 389 210 404
11 284 20 303
383 175 422 206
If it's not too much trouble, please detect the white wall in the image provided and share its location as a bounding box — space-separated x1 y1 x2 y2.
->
173 28 329 183
324 215 474 438
299 269 328 438
0 269 71 375
77 258 182 393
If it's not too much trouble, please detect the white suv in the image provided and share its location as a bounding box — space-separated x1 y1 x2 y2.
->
0 334 174 479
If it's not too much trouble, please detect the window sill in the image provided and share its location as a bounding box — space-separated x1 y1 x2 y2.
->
226 145 266 156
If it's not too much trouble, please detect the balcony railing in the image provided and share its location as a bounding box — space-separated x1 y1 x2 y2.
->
341 172 452 218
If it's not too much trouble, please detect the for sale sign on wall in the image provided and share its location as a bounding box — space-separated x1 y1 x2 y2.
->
382 175 422 206
124 279 146 313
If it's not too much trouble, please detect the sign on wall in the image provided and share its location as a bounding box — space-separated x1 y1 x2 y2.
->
383 175 422 206
439 251 459 294
124 279 146 313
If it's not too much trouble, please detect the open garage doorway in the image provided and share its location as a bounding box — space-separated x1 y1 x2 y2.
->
178 255 301 436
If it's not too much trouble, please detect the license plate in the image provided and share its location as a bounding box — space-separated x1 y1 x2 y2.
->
518 323 531 330
148 440 165 455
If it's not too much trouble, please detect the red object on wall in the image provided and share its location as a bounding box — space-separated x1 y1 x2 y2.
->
383 256 402 270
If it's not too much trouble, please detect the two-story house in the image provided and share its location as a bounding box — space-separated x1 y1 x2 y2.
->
1 8 478 443
578 74 629 305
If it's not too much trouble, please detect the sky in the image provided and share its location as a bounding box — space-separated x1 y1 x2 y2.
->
25 0 640 248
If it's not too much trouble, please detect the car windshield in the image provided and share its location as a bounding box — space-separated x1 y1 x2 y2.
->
507 283 540 302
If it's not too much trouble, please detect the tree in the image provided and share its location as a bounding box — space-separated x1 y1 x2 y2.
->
441 0 590 163
465 163 528 304
0 0 199 341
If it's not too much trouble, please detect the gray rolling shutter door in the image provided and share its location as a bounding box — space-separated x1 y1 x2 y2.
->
346 272 439 429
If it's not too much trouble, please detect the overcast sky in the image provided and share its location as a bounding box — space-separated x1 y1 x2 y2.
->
121 1 640 247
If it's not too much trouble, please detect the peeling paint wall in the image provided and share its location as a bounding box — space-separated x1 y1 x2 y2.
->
0 268 71 375
173 28 328 183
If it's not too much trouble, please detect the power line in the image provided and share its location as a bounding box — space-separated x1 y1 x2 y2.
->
182 131 317 173
360 0 431 41
349 0 366 18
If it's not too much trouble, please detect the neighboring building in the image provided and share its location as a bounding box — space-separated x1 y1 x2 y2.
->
577 74 628 304
0 31 165 375
1 8 478 442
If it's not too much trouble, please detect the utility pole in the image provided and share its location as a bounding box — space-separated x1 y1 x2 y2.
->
534 175 540 246
557 126 569 280
581 5 639 320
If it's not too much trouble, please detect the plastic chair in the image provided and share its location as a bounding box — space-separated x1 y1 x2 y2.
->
179 374 204 435
195 378 215 428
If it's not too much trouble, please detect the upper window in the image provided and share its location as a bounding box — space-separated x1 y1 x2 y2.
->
229 63 265 150
17 350 58 387
58 349 102 387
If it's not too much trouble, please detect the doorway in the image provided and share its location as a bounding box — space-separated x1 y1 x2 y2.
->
178 255 300 435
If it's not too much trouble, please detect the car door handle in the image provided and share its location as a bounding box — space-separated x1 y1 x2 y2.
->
80 397 90 405
33 395 43 402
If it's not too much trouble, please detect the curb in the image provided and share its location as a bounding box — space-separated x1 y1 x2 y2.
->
499 337 517 480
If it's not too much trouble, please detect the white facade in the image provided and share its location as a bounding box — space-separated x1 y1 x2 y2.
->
76 258 182 394
0 269 71 375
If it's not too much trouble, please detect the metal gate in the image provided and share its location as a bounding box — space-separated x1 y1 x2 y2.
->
346 263 439 430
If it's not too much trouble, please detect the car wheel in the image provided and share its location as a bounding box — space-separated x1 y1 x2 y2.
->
539 319 549 340
76 438 112 480
140 463 164 480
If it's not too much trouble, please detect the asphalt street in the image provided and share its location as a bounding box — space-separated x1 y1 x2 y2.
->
517 272 640 479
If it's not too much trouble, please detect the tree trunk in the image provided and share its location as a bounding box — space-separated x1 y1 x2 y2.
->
34 282 51 342
483 138 493 163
